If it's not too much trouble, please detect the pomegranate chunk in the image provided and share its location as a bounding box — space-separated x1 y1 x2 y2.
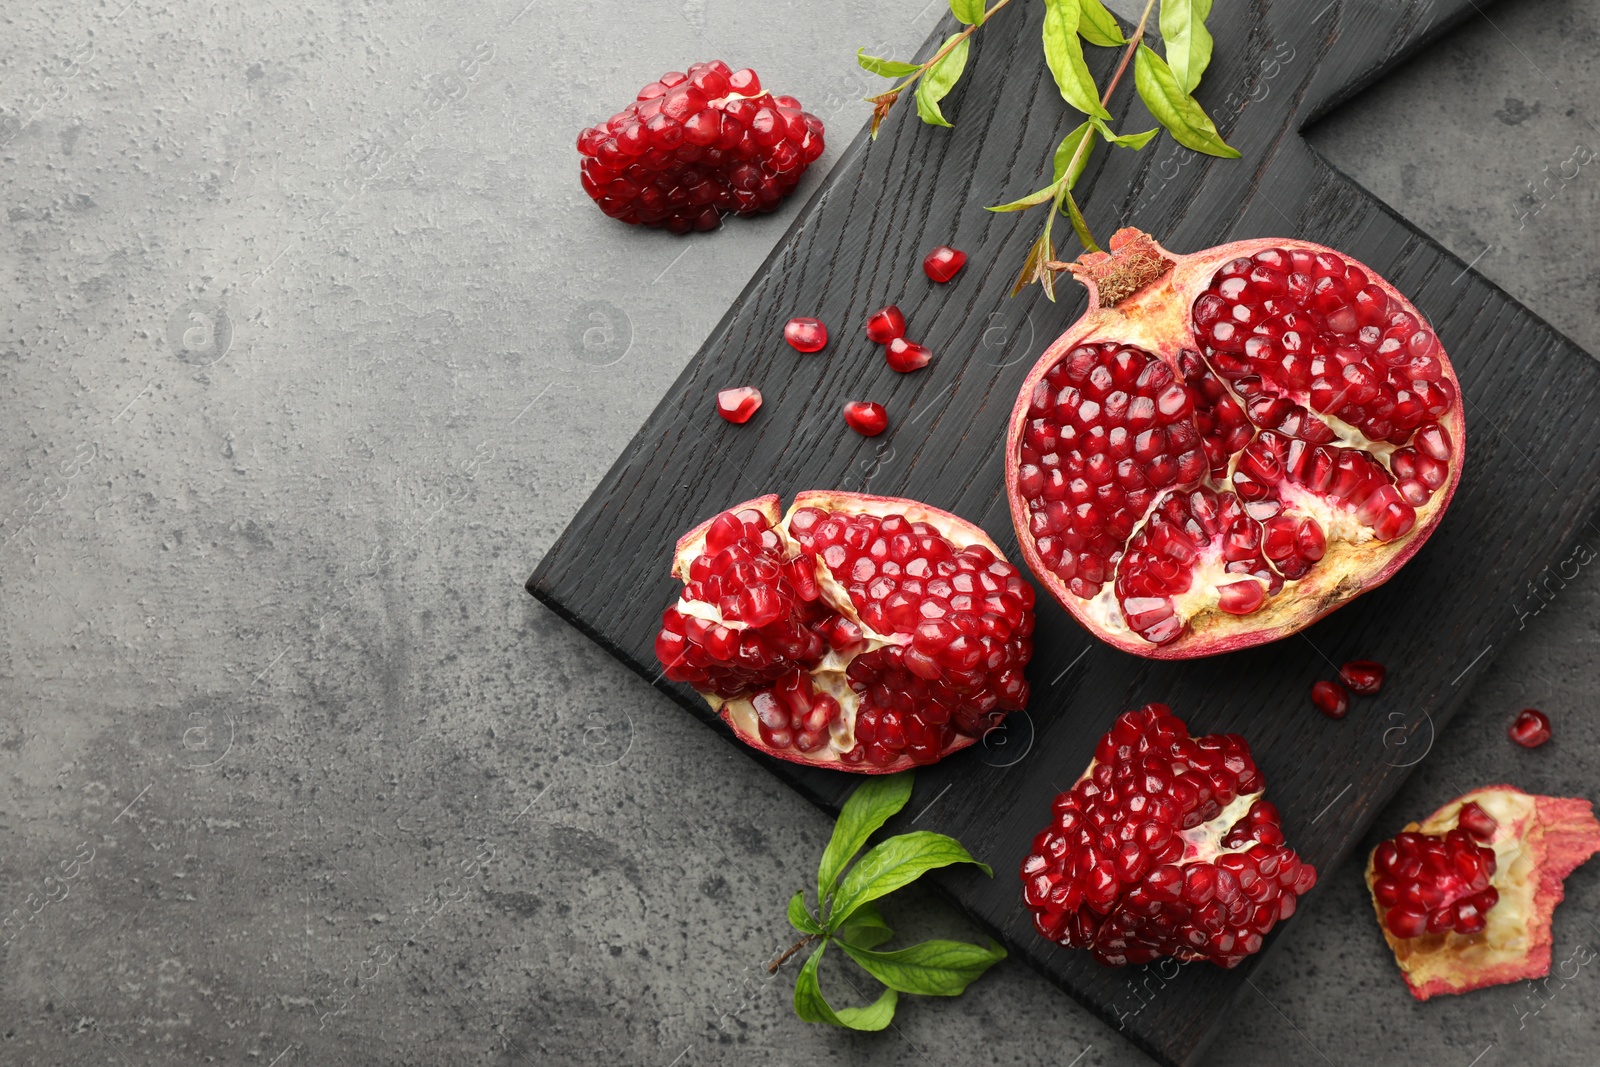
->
923 245 968 283
842 401 888 437
865 305 907 344
1366 786 1600 999
1508 707 1551 748
655 493 1035 773
1007 229 1465 658
784 317 828 353
885 337 931 373
1020 704 1317 968
716 386 762 424
1310 680 1348 719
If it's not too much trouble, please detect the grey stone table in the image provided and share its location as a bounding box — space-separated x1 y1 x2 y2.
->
1 0 1596 1064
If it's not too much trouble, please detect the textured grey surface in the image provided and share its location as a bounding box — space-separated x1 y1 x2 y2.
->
0 0 1596 1065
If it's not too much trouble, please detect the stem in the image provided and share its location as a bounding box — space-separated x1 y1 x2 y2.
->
768 933 820 974
891 0 1018 94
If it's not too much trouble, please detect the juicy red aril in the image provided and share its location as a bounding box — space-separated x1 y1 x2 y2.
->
1021 703 1315 968
1311 680 1349 719
886 337 931 373
784 317 828 353
924 245 968 283
1371 828 1498 938
1456 801 1498 841
576 61 825 235
866 305 907 344
843 401 888 436
716 386 762 424
1339 659 1385 695
1508 708 1551 748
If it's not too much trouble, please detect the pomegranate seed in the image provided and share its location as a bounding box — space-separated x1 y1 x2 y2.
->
1456 801 1497 841
865 305 906 344
1508 708 1551 748
1339 659 1385 695
842 401 888 436
923 245 968 283
1311 680 1349 719
886 337 932 373
784 317 828 353
715 386 762 424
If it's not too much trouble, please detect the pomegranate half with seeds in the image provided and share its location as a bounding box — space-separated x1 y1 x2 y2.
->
1021 704 1317 967
654 492 1034 772
1007 229 1465 657
1365 785 1600 1000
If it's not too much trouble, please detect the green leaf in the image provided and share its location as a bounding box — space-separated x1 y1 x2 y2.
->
1158 0 1214 94
817 773 913 915
793 941 899 1030
987 182 1063 213
788 890 823 936
1078 0 1127 45
829 831 992 927
914 34 971 128
833 901 894 950
837 938 1008 996
1091 118 1159 149
856 51 922 79
1011 230 1058 300
949 0 986 25
1061 189 1101 253
1134 44 1240 157
1051 120 1097 188
1042 0 1111 120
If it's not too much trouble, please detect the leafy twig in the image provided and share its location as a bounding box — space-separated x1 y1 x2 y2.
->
777 772 1006 1030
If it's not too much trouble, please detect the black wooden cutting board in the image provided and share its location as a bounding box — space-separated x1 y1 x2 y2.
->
528 1 1600 1063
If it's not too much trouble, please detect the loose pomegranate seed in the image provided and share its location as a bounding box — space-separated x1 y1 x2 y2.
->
923 245 968 283
1339 659 1385 695
1508 708 1551 748
576 61 826 234
865 305 906 344
1311 680 1349 719
886 337 931 373
842 401 888 436
1456 801 1497 841
784 317 828 353
716 386 762 424
1371 828 1498 938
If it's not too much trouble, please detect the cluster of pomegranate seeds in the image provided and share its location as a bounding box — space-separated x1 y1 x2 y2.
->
1021 704 1317 968
1339 659 1385 694
1372 827 1499 938
784 317 828 353
576 61 825 234
842 401 888 436
1508 708 1552 748
1311 680 1349 719
923 245 968 283
716 386 762 424
862 304 933 373
657 496 1034 771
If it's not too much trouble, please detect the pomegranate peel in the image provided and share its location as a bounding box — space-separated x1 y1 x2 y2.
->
1365 785 1600 1000
1007 228 1465 658
657 491 1034 773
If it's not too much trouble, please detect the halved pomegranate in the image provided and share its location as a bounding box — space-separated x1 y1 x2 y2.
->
654 492 1035 772
1021 704 1317 967
1365 785 1600 1000
1007 229 1465 657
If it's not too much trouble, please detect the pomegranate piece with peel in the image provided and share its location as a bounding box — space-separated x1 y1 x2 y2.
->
1509 708 1551 748
1339 658 1385 694
1007 229 1465 658
1021 704 1317 968
716 386 762 424
924 245 968 283
865 305 907 344
1311 680 1348 719
842 401 888 437
886 337 932 373
655 492 1035 773
1366 785 1600 1000
784 317 828 353
576 61 825 234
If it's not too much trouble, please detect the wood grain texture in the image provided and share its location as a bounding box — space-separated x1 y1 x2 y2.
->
529 1 1600 1063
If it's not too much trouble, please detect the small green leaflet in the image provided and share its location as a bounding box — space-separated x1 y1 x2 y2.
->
1077 0 1127 46
837 938 1008 996
833 902 894 950
1042 0 1110 120
1062 189 1101 254
914 34 971 128
1134 44 1240 157
1158 0 1214 94
793 942 899 1030
829 830 992 927
816 772 912 914
1091 117 1159 150
1053 120 1097 187
857 50 921 79
787 890 822 936
949 0 987 25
